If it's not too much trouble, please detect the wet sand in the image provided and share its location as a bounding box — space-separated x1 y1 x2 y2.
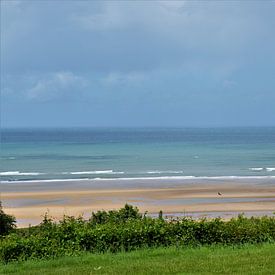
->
1 178 275 227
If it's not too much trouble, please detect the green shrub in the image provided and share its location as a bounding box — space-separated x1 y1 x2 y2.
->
0 205 275 263
89 204 142 225
0 201 16 236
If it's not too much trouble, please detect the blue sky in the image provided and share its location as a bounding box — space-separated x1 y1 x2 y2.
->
1 1 275 127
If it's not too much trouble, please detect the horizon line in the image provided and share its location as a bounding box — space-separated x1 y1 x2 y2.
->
1 125 275 130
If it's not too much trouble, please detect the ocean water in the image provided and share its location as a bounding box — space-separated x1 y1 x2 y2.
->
1 127 275 182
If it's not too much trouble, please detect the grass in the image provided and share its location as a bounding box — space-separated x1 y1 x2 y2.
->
1 243 275 274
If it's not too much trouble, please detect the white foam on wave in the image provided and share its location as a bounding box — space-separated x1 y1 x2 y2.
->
101 176 196 181
146 170 184 174
92 175 275 181
1 178 91 183
3 175 275 184
62 170 124 175
249 167 275 172
249 168 264 171
0 171 44 176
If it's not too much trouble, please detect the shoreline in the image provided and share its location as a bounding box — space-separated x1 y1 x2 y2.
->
1 178 275 227
1 175 275 185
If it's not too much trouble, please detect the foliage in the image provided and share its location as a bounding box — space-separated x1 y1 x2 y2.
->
88 204 142 225
0 201 16 236
0 205 275 263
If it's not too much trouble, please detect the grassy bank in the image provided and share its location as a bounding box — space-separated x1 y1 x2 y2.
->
1 243 275 274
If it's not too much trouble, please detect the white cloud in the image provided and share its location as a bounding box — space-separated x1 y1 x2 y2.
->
26 72 87 101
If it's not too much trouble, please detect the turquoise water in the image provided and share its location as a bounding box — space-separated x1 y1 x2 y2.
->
1 128 275 182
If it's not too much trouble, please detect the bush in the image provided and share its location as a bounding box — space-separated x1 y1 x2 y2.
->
0 204 275 263
0 201 16 236
89 204 142 225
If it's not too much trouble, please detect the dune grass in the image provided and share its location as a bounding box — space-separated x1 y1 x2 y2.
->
1 243 275 275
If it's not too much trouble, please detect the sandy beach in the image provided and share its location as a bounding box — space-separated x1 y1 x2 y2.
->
1 177 275 227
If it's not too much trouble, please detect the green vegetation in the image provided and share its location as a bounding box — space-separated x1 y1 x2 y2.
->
0 202 16 236
1 204 275 264
1 243 275 274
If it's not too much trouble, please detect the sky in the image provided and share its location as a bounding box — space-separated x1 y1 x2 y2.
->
1 0 275 128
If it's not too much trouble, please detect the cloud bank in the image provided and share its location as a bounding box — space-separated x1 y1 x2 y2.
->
1 1 275 127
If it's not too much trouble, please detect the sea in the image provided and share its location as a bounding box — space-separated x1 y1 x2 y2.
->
1 127 275 183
